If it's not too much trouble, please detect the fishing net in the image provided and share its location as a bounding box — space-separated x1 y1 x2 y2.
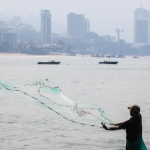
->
0 78 112 127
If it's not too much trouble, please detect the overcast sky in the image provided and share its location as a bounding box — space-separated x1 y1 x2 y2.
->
0 0 150 42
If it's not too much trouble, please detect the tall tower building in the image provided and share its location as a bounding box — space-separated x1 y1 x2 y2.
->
134 7 150 44
41 10 51 44
67 13 90 40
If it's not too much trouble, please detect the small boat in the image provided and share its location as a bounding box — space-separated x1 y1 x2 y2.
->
99 56 118 64
106 55 116 58
99 61 118 64
91 54 104 57
133 56 138 58
38 60 61 65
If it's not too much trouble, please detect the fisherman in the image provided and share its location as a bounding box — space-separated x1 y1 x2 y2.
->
101 105 147 150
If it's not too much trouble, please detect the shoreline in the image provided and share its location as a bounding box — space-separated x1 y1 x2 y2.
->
0 53 150 58
0 53 91 57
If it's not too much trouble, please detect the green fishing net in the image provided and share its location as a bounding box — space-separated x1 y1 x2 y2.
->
0 79 14 91
0 79 112 127
1 78 147 149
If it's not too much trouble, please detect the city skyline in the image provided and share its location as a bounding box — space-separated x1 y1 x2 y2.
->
1 6 149 44
1 7 150 55
0 0 150 42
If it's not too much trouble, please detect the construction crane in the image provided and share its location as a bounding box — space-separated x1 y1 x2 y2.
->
115 28 124 54
115 28 124 42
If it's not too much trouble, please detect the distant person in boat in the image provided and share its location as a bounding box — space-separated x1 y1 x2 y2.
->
101 105 147 150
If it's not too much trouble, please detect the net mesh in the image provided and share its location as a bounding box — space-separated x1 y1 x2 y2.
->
0 78 112 127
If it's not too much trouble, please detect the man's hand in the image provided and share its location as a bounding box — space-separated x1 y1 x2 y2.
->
101 122 108 130
128 106 131 110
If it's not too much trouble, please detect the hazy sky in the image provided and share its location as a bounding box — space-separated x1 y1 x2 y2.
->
0 0 150 42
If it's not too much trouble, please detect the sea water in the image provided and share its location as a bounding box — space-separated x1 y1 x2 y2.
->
0 56 150 150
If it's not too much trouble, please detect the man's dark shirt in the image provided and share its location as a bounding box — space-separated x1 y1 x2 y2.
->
119 113 142 142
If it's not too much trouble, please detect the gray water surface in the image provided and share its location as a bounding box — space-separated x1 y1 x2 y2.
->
0 56 150 150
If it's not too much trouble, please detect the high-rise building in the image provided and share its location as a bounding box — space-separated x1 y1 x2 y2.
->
67 13 90 40
41 10 51 44
134 7 150 44
0 28 17 51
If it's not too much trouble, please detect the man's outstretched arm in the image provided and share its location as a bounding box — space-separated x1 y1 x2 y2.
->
101 123 122 130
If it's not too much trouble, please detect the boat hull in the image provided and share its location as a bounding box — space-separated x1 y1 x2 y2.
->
99 62 118 64
38 62 61 65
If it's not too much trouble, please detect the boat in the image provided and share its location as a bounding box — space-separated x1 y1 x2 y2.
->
91 54 104 57
99 56 118 64
99 61 118 64
133 56 138 58
38 60 61 65
106 55 116 58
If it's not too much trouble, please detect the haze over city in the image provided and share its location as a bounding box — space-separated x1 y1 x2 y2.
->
0 0 149 42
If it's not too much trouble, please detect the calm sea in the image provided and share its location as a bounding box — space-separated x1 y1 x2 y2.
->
0 56 150 150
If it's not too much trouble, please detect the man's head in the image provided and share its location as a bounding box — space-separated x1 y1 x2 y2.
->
130 105 140 116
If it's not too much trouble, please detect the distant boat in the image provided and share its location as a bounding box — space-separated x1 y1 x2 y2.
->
106 55 116 58
133 56 138 58
99 61 118 64
38 60 61 65
99 56 118 64
91 54 104 57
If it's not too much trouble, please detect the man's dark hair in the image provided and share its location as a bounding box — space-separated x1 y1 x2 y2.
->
131 105 140 114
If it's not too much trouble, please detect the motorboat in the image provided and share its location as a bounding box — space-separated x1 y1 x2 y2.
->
99 61 118 64
99 56 118 64
38 60 61 65
133 56 138 58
